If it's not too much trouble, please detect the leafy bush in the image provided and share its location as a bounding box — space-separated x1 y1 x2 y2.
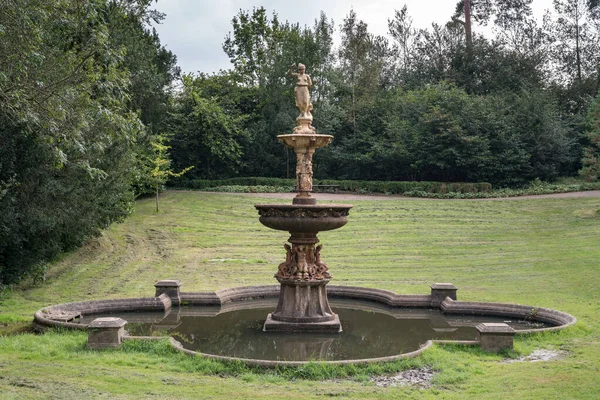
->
199 185 294 193
580 95 600 181
173 177 600 198
404 181 600 199
171 177 296 190
173 177 492 194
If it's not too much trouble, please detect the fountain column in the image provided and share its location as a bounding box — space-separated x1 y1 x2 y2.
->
255 62 352 333
257 134 348 333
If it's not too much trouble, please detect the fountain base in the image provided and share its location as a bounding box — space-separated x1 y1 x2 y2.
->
263 313 341 333
263 278 341 333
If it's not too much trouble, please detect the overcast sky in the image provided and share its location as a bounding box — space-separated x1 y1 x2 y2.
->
151 0 556 75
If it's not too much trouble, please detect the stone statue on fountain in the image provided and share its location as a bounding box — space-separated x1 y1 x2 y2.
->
288 63 316 134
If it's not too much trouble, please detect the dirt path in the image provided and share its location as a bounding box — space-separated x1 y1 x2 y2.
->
199 190 600 201
491 190 600 200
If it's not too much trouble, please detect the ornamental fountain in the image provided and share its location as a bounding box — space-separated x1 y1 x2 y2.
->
255 63 352 333
33 63 577 365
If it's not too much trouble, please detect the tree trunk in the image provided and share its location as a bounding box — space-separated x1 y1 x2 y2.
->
596 64 600 96
155 184 159 213
351 69 356 136
575 5 582 83
464 0 473 52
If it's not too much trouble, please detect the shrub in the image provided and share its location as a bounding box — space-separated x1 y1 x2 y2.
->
171 178 492 195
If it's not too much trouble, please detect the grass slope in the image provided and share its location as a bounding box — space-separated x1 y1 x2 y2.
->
1 191 599 399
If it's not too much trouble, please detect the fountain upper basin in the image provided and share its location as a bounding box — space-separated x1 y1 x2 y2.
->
278 133 334 149
255 204 352 233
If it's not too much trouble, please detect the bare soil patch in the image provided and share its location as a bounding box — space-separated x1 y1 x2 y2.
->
370 367 435 388
504 349 569 363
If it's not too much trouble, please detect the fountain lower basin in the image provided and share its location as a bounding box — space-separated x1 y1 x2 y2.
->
76 301 546 361
34 282 577 366
255 203 353 332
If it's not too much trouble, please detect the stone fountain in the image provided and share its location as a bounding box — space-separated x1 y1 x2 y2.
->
255 63 352 333
32 63 578 365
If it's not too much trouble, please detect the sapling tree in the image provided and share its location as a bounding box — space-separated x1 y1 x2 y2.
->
149 137 193 212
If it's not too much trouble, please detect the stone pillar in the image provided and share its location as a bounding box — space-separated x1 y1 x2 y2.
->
264 234 341 333
476 323 516 352
87 317 127 349
154 279 181 306
430 283 458 307
293 146 316 205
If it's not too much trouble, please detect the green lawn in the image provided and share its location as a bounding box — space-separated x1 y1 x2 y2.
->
1 191 599 399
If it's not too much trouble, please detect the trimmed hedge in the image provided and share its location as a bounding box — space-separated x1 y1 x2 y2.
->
170 177 296 190
315 180 492 194
170 177 492 195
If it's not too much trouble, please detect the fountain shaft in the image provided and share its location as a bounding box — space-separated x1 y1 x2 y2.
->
256 63 351 333
262 231 341 332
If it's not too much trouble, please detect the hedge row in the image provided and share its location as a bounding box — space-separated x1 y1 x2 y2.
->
315 180 492 194
170 177 296 190
170 177 492 194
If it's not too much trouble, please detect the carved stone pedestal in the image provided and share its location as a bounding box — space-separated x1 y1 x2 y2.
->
264 278 341 333
263 233 341 333
256 208 351 333
476 323 516 352
277 133 333 206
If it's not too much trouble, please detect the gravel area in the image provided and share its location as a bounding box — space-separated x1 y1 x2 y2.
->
370 367 435 388
504 349 569 363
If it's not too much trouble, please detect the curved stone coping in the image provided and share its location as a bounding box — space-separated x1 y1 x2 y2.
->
35 285 576 332
33 285 577 365
168 336 438 367
119 336 480 367
327 286 433 307
34 294 172 329
181 285 433 307
440 298 577 334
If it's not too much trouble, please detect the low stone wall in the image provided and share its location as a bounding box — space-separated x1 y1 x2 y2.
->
33 282 577 366
34 294 171 330
440 298 577 333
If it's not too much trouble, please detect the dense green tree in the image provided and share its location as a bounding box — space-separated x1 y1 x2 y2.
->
102 2 181 196
580 95 600 180
0 0 172 284
100 1 179 129
320 82 572 185
169 74 247 179
218 8 336 177
550 0 599 86
207 6 581 185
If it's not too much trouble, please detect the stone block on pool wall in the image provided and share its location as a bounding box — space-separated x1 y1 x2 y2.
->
87 317 127 350
430 283 458 307
476 322 516 352
154 279 181 306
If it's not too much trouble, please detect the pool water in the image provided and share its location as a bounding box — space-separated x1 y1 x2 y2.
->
80 299 546 361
